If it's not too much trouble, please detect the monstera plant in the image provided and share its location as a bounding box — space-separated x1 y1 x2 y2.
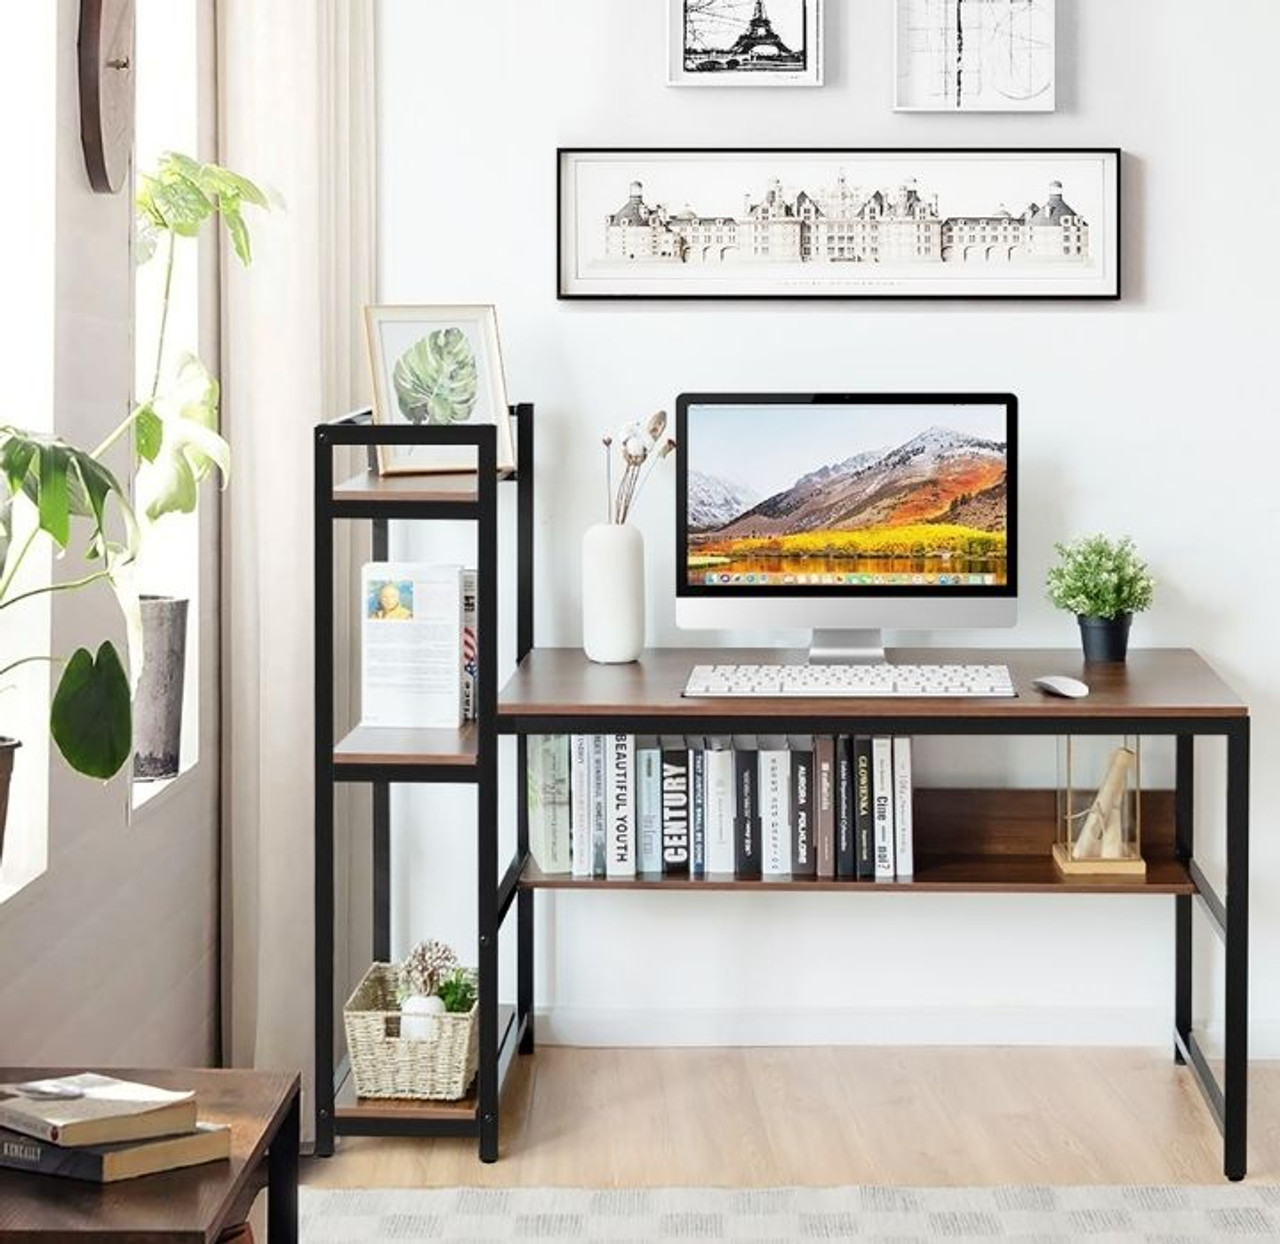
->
0 153 269 821
392 328 479 424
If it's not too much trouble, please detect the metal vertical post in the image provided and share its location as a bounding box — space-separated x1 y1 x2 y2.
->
476 426 501 1162
371 517 391 963
515 404 536 1054
313 429 337 1157
1174 734 1194 1063
1223 718 1250 1180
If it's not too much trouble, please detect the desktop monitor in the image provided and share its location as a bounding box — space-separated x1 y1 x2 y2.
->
675 393 1017 661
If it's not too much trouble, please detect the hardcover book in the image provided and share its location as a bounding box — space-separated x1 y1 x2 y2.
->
893 736 915 878
660 736 691 876
704 738 736 874
790 734 816 878
836 736 856 878
873 736 896 880
635 736 663 875
854 735 875 880
0 1075 196 1148
605 733 636 878
759 737 792 877
734 735 761 878
688 737 707 878
461 568 478 721
589 735 608 878
527 734 571 874
815 735 836 878
0 1122 229 1183
569 734 592 878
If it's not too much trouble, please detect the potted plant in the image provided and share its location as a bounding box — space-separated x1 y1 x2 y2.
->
128 153 270 779
0 430 141 857
1046 534 1155 662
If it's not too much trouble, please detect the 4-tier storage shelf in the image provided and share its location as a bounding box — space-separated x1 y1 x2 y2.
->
313 406 534 1161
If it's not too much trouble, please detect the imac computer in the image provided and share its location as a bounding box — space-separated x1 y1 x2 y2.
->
676 393 1017 667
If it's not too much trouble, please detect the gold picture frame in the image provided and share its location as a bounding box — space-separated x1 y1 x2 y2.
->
364 304 515 475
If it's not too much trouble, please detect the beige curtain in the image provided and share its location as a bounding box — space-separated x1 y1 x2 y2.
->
218 0 376 1142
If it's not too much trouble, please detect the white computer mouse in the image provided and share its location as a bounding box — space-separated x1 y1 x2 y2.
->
1033 674 1090 699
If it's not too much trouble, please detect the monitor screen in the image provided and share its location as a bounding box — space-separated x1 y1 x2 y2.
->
677 394 1016 598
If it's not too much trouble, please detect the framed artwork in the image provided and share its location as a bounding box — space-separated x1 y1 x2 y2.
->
895 0 1055 112
668 0 822 87
557 147 1119 301
364 304 515 475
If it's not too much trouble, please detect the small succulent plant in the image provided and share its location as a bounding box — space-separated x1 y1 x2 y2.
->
436 967 477 1014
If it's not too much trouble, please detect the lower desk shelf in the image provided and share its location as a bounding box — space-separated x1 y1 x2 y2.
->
521 787 1191 896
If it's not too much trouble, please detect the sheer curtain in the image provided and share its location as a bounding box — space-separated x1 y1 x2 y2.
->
218 0 376 1141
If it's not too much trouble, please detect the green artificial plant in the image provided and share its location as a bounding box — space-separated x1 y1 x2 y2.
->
1046 534 1156 621
0 153 270 780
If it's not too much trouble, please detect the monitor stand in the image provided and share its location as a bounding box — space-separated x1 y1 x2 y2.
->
808 629 886 664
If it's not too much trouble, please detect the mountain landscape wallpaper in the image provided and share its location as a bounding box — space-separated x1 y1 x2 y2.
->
686 404 1009 585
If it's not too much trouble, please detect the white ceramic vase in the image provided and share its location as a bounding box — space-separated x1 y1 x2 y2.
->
581 522 645 664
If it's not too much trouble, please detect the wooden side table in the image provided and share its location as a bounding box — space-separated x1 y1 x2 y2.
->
0 1067 300 1243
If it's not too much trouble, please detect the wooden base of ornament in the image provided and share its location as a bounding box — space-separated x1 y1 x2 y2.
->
1052 842 1147 878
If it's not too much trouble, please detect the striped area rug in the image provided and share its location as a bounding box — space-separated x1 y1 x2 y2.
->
300 1184 1279 1240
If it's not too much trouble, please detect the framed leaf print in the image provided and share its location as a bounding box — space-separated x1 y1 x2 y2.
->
364 304 515 474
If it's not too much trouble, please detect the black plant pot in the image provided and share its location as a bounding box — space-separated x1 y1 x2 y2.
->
1078 613 1132 662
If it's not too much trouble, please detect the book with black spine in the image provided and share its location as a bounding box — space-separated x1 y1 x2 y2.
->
789 734 816 878
688 736 707 878
589 735 608 878
854 735 875 880
734 735 761 878
873 735 896 880
605 733 636 878
893 736 915 879
704 737 736 875
759 736 792 877
635 735 663 876
660 736 691 876
815 736 836 878
0 1121 230 1184
835 735 856 878
569 734 592 878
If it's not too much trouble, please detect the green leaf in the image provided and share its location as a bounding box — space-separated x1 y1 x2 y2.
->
135 220 160 266
134 403 163 462
37 443 70 547
391 328 479 425
223 207 252 266
0 490 11 577
199 163 269 209
50 643 132 779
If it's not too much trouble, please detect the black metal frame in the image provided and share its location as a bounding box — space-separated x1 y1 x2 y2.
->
499 706 1249 1181
313 405 535 1162
556 147 1123 302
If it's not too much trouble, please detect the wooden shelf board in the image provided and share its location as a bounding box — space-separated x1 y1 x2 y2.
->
334 1070 477 1122
333 723 477 768
522 854 1192 895
333 468 512 506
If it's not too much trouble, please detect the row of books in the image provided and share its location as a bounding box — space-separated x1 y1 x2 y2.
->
0 1072 230 1183
360 562 479 730
528 735 915 880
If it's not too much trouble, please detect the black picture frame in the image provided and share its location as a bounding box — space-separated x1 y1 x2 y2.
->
557 147 1122 302
674 393 1019 604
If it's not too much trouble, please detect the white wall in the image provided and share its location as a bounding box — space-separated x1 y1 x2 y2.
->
377 1 1280 1052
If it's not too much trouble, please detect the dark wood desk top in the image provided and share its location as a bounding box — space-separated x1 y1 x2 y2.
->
498 647 1246 724
0 1068 299 1243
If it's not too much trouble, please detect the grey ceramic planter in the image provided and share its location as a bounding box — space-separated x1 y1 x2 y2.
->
133 596 189 781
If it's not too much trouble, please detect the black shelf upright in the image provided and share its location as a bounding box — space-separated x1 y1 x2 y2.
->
313 405 534 1161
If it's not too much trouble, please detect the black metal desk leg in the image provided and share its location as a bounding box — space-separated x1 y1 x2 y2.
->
1223 719 1250 1181
518 887 535 1053
1174 735 1194 1064
268 1090 301 1244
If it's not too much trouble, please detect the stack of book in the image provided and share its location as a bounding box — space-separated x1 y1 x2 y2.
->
527 734 915 881
0 1073 230 1183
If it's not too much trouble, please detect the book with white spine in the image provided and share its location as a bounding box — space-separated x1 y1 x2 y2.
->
569 734 592 878
893 737 914 878
528 734 571 874
589 735 608 878
759 737 792 877
605 733 636 878
635 736 663 875
873 736 896 880
704 738 736 875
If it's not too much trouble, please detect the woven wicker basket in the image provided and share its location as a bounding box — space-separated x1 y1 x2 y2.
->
343 963 479 1101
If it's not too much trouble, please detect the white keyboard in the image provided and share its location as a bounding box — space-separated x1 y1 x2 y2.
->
682 662 1017 699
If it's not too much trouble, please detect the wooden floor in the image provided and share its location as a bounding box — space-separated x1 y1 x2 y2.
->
303 1046 1280 1187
